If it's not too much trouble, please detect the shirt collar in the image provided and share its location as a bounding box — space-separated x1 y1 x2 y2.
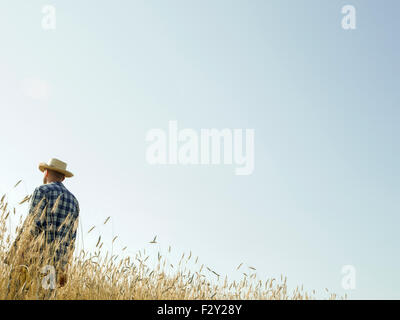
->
50 181 64 186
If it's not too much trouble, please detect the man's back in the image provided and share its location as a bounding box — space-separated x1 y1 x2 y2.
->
29 181 80 269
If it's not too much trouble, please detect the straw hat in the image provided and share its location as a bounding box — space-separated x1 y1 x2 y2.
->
38 158 74 178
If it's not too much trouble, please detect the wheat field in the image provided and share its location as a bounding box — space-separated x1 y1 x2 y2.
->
0 187 341 300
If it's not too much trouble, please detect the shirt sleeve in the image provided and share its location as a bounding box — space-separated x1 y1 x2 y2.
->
55 196 79 270
28 187 47 236
58 217 78 270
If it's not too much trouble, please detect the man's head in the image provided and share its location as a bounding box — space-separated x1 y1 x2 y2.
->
43 169 65 184
38 158 74 184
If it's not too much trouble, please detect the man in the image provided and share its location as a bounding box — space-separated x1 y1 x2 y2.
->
11 158 79 288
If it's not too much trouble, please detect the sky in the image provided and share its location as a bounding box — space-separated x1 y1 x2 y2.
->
0 0 399 299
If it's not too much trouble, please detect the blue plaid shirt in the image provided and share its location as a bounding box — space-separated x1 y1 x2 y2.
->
28 182 79 269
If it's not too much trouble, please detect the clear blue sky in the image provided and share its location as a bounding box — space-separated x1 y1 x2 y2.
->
0 0 399 299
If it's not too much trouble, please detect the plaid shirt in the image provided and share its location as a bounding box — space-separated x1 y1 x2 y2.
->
28 182 79 269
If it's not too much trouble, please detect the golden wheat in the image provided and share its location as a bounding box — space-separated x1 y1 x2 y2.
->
0 189 341 300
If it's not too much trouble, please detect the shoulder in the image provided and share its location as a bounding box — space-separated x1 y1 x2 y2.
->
37 183 59 194
29 186 48 210
62 187 80 213
32 185 48 199
33 184 55 200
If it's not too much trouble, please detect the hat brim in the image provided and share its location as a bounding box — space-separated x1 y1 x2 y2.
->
39 163 74 178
